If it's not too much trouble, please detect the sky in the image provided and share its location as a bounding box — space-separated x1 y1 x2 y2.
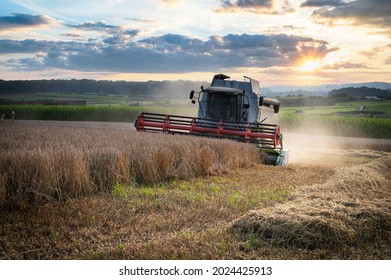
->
0 0 390 86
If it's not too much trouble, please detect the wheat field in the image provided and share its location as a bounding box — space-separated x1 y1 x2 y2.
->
231 151 391 250
1 120 390 259
0 120 259 208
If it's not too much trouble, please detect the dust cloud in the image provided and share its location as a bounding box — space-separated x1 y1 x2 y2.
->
282 123 391 165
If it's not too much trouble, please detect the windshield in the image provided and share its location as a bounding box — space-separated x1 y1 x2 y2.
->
206 92 238 121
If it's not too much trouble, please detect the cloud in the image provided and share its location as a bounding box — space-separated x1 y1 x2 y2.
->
215 0 294 14
0 39 57 53
0 33 337 73
131 18 158 24
6 56 46 70
300 0 346 7
162 0 181 3
66 21 122 33
102 29 141 45
360 45 390 58
222 0 273 9
123 29 140 36
323 62 366 69
61 33 84 38
309 0 391 34
65 20 141 45
0 13 54 30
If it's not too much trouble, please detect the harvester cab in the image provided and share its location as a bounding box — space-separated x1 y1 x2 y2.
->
190 73 279 124
135 74 289 165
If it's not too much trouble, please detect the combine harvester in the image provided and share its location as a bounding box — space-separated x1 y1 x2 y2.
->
135 74 288 165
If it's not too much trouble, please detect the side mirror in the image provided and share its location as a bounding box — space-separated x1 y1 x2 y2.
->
190 90 194 99
274 104 280 113
243 104 250 109
259 96 264 106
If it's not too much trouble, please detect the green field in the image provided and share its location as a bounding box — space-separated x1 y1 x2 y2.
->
1 99 390 138
0 104 197 122
280 100 391 115
1 91 190 106
1 92 128 105
276 99 391 138
277 114 391 139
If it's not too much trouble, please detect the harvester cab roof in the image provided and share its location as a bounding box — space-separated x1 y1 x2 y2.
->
135 74 289 165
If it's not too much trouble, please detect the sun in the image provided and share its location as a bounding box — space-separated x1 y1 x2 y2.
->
299 60 321 72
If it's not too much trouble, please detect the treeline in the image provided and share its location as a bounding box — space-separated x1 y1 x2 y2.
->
328 87 391 100
1 79 390 105
0 79 207 98
280 86 391 107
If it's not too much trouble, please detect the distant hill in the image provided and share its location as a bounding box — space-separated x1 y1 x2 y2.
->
264 82 391 96
339 82 391 90
328 87 391 99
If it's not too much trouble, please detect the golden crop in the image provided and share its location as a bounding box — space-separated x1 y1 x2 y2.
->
0 121 259 208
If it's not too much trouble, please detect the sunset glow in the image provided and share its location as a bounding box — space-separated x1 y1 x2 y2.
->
299 60 321 72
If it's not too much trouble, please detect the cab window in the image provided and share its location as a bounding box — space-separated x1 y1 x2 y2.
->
206 92 238 121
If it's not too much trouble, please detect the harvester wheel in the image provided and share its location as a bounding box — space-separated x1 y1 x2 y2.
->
134 118 138 129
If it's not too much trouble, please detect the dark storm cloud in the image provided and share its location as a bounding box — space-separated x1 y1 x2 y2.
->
300 0 346 7
310 0 391 30
1 33 337 73
0 13 52 30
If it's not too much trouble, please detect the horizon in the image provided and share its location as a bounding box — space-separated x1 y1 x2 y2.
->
1 0 390 86
2 78 390 93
